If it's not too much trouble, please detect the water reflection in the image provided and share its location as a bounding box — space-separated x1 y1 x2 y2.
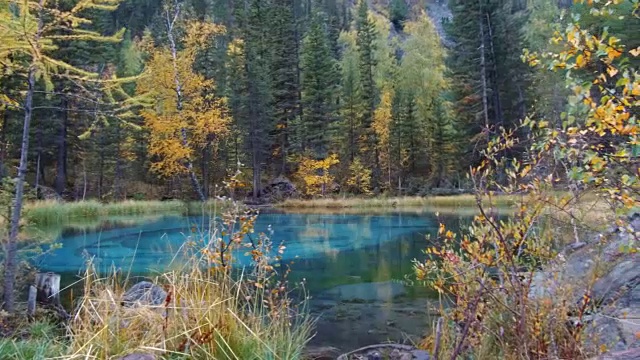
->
35 210 471 351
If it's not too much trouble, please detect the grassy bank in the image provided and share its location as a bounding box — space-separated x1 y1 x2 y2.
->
277 195 519 210
3 204 312 360
23 199 236 227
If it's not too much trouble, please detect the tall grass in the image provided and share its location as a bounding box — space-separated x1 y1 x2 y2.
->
278 195 518 210
63 206 313 360
23 199 236 227
0 320 65 360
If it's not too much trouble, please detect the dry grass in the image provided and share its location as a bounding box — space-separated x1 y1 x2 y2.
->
278 195 518 210
22 199 236 227
63 208 312 360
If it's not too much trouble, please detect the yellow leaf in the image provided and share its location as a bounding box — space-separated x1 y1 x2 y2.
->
630 47 640 57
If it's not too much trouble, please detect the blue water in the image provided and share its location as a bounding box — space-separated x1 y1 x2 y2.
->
36 211 464 351
37 212 436 275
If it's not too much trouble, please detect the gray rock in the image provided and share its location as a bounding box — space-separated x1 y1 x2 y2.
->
304 346 341 360
411 350 432 360
629 213 640 232
116 354 156 360
598 348 640 360
321 281 406 302
592 259 640 304
389 349 402 360
122 281 167 307
584 315 627 353
338 344 429 360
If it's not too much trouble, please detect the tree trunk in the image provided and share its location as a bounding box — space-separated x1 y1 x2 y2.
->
98 130 105 200
166 3 206 202
3 66 36 312
55 99 67 196
0 110 8 165
479 7 490 130
485 13 504 126
35 272 61 306
113 123 123 200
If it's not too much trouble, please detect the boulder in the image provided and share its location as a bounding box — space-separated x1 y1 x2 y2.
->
598 348 640 360
260 176 298 202
122 281 167 307
532 214 640 354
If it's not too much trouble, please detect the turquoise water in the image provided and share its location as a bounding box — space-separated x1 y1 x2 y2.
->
36 211 466 351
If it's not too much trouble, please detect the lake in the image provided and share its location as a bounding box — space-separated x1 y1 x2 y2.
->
35 210 470 352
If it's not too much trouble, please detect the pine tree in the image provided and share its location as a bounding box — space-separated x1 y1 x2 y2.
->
337 30 361 163
237 0 275 199
270 0 300 173
355 0 380 187
301 12 339 159
446 0 531 165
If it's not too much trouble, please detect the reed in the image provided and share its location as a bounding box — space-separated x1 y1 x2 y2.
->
63 206 312 360
23 199 237 227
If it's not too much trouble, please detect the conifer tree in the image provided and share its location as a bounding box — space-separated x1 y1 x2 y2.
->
337 30 361 163
270 0 300 173
301 12 339 159
0 0 124 312
355 0 380 187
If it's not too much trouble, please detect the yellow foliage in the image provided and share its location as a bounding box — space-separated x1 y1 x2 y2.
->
346 158 372 195
373 89 393 190
138 22 229 177
294 154 340 196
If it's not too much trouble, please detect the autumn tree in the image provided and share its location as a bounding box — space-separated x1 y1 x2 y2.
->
373 88 393 191
294 153 340 196
418 0 640 357
138 2 230 201
0 0 124 312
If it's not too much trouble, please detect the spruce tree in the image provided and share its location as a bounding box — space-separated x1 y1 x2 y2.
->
270 0 300 174
301 12 339 159
355 0 379 186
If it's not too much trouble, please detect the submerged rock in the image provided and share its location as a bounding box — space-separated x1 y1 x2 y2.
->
115 354 156 360
337 344 430 360
304 346 341 360
320 281 406 303
122 281 167 307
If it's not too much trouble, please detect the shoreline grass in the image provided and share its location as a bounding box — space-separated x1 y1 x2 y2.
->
277 195 519 210
22 199 236 227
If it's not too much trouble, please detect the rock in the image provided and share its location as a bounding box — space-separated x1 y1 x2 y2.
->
629 213 640 232
584 315 627 353
260 176 298 202
320 281 406 303
116 354 156 360
389 349 402 359
304 346 340 360
338 344 429 360
598 348 640 360
412 350 432 360
122 281 167 307
592 259 640 304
